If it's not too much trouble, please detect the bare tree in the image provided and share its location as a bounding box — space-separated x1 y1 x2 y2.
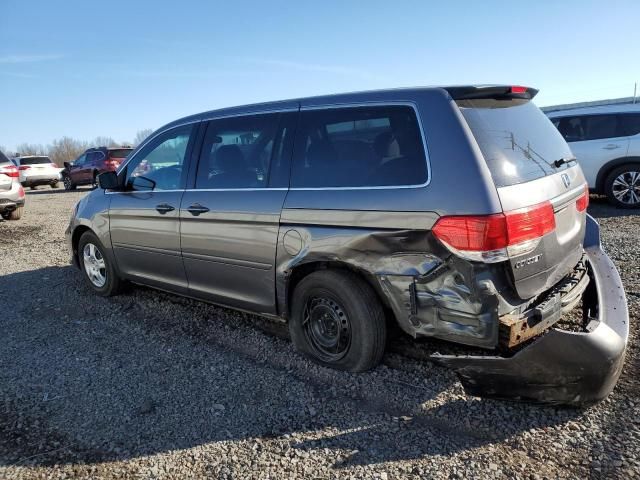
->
14 143 47 156
48 137 88 166
92 136 118 148
133 129 154 147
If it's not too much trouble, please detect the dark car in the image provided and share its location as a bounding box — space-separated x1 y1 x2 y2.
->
66 85 628 405
62 147 132 190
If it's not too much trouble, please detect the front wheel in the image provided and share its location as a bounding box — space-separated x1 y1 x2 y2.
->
605 165 640 208
63 174 76 191
78 231 122 296
289 270 386 372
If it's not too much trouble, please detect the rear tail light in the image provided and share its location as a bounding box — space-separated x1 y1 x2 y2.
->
0 165 19 178
18 165 31 171
50 163 58 169
432 201 556 263
576 185 589 212
17 185 25 197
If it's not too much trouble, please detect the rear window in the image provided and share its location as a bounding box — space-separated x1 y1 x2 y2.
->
290 105 427 188
620 113 640 136
108 149 132 158
20 156 51 165
458 100 573 187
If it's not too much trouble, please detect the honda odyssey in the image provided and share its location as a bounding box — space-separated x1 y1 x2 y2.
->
66 86 629 405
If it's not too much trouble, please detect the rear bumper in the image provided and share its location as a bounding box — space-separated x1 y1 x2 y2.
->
434 215 628 406
21 174 58 186
0 197 24 212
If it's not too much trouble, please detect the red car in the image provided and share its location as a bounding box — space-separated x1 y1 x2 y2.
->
62 147 132 190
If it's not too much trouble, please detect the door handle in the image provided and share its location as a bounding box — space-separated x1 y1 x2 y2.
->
603 144 621 150
155 203 175 214
186 203 210 216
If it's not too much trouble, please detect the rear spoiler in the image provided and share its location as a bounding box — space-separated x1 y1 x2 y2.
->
445 85 539 101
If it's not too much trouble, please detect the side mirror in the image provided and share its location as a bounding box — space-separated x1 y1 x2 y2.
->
97 171 120 190
131 175 156 191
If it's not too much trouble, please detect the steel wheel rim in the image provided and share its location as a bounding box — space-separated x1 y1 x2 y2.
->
612 171 640 205
302 295 351 362
83 243 107 287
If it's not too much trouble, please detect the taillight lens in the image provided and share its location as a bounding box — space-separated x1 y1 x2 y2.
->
0 165 19 178
18 165 31 171
576 185 589 212
17 185 25 197
432 201 555 263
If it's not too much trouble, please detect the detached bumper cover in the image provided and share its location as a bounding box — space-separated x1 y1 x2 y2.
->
433 215 629 405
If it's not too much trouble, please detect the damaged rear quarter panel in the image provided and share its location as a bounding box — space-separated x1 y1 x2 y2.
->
275 210 511 349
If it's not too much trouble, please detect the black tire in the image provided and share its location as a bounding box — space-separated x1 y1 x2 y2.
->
63 174 76 191
604 164 640 208
50 181 59 188
2 206 23 220
78 231 122 296
289 270 386 372
92 171 98 189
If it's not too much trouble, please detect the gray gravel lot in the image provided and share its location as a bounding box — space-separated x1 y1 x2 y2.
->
0 187 638 479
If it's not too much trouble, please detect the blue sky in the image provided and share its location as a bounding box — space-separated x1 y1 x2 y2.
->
1 0 639 150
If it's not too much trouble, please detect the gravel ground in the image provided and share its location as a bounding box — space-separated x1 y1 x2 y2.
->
0 188 638 479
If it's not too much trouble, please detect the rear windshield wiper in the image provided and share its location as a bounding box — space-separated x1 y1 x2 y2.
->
553 157 577 168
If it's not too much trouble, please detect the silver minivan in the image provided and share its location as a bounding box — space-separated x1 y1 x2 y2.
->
67 86 628 405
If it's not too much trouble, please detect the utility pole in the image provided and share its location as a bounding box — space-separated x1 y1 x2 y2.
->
634 82 637 104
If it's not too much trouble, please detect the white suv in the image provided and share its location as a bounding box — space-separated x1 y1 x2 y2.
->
547 104 640 207
12 155 60 190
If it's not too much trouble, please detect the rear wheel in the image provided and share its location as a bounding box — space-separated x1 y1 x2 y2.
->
289 270 386 372
50 181 59 188
63 174 76 191
78 231 122 296
2 206 23 220
605 165 640 208
92 171 98 189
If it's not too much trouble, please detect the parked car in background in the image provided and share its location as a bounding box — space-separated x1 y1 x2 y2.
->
67 85 628 405
11 155 59 189
0 150 25 220
547 104 640 207
62 146 132 190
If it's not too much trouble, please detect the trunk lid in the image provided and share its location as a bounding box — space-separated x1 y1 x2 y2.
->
454 87 588 300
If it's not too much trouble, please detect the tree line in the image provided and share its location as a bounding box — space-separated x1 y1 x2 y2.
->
1 129 153 166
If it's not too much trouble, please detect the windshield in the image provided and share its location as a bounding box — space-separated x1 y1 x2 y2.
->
108 149 132 159
20 156 52 165
458 100 573 187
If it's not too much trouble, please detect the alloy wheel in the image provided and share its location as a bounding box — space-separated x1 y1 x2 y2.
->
83 243 107 287
612 170 640 206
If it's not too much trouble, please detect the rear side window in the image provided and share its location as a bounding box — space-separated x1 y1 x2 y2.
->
108 149 132 159
554 114 626 142
459 100 573 187
620 113 640 136
290 105 427 188
20 156 51 165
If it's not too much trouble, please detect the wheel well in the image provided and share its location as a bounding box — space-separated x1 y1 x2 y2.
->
596 157 640 193
285 261 393 319
71 225 91 265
